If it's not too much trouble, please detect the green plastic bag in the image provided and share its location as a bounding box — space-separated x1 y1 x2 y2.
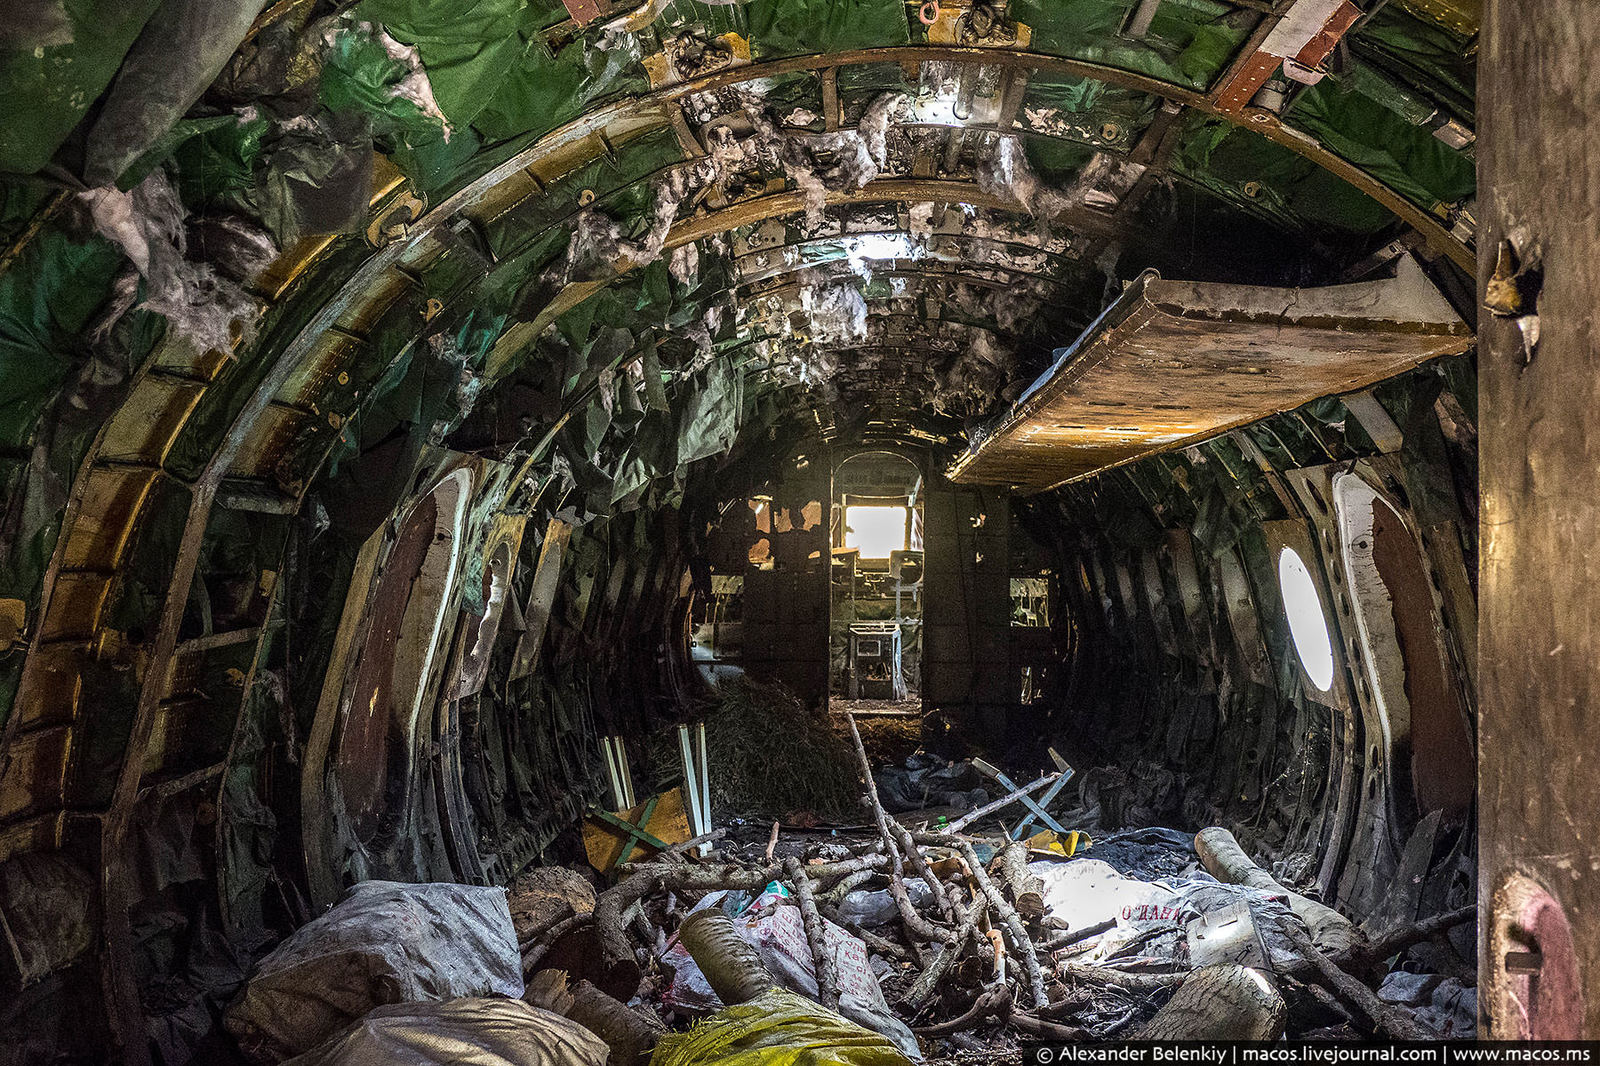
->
650 989 915 1066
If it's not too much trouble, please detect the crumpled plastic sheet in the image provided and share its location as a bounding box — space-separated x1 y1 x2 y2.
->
225 880 525 1063
1037 856 1302 971
835 881 931 929
871 753 987 814
83 0 269 187
1384 975 1475 1039
281 998 609 1066
651 987 914 1066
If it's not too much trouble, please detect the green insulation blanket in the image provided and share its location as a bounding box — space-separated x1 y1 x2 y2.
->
1288 78 1474 213
743 0 909 59
1352 4 1475 121
1171 114 1392 234
354 0 641 143
0 0 165 173
1011 0 1249 91
0 224 125 449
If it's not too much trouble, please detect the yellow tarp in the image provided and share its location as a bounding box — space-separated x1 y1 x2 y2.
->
650 989 915 1066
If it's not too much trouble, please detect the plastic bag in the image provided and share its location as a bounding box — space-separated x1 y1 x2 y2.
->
1036 857 1198 965
282 998 608 1066
650 988 914 1066
835 881 930 928
226 880 525 1063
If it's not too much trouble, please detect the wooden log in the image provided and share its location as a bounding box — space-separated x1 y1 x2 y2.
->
985 926 1007 982
595 855 892 971
524 968 575 1013
841 918 916 963
916 833 1048 1008
567 979 666 1066
657 827 727 862
845 713 957 942
784 856 840 1011
614 853 885 884
1275 917 1438 1040
823 868 877 905
523 912 594 973
1043 917 1117 951
676 909 776 1006
1194 827 1364 956
1339 905 1475 976
1057 962 1186 992
995 842 1045 920
903 895 987 1007
1136 965 1287 1041
519 905 583 953
1011 1013 1088 1041
912 984 1013 1036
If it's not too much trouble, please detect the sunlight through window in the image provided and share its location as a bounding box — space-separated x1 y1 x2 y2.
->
844 505 908 560
1278 546 1335 692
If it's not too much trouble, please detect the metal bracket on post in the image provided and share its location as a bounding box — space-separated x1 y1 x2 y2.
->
678 722 713 856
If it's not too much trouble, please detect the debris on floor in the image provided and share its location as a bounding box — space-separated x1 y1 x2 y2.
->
650 675 863 823
873 752 989 815
509 716 1478 1055
226 726 1477 1061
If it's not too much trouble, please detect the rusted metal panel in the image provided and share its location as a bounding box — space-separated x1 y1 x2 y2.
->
35 574 111 644
98 377 206 465
228 402 313 480
1213 50 1283 113
560 0 607 25
0 811 69 867
1395 0 1477 35
150 338 233 382
1214 0 1362 113
59 466 161 571
275 330 362 401
0 726 70 822
509 518 573 680
948 258 1470 493
8 641 84 732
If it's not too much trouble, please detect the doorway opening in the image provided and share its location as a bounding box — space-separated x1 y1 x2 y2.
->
830 451 924 717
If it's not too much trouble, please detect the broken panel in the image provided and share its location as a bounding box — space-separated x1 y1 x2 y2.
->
948 257 1470 494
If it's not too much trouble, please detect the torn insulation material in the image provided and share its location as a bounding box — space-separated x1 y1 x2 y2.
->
335 20 454 140
79 169 276 356
739 92 910 228
559 161 717 283
977 136 1126 226
797 271 868 349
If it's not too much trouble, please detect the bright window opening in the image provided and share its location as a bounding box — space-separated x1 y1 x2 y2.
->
844 506 908 560
1278 546 1335 692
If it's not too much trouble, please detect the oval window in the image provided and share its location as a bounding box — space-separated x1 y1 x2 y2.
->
1278 546 1335 691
